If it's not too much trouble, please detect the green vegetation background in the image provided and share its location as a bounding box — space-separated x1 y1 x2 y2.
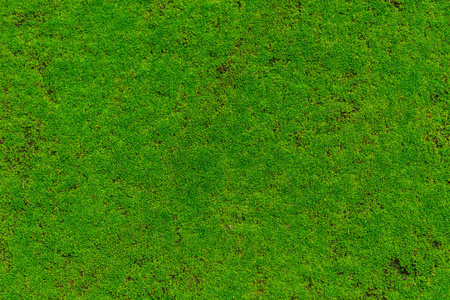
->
0 0 449 299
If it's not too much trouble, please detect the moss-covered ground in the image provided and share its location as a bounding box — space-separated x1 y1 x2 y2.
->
0 0 449 299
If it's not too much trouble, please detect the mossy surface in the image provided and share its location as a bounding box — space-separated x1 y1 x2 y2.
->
0 0 449 299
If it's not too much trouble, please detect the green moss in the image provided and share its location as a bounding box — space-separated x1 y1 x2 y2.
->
0 0 449 299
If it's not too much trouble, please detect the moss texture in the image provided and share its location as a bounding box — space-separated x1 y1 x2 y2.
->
0 0 449 299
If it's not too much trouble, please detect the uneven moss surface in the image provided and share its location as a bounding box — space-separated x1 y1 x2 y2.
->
0 0 449 299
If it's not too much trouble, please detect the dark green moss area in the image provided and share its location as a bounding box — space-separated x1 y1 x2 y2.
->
0 0 449 299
